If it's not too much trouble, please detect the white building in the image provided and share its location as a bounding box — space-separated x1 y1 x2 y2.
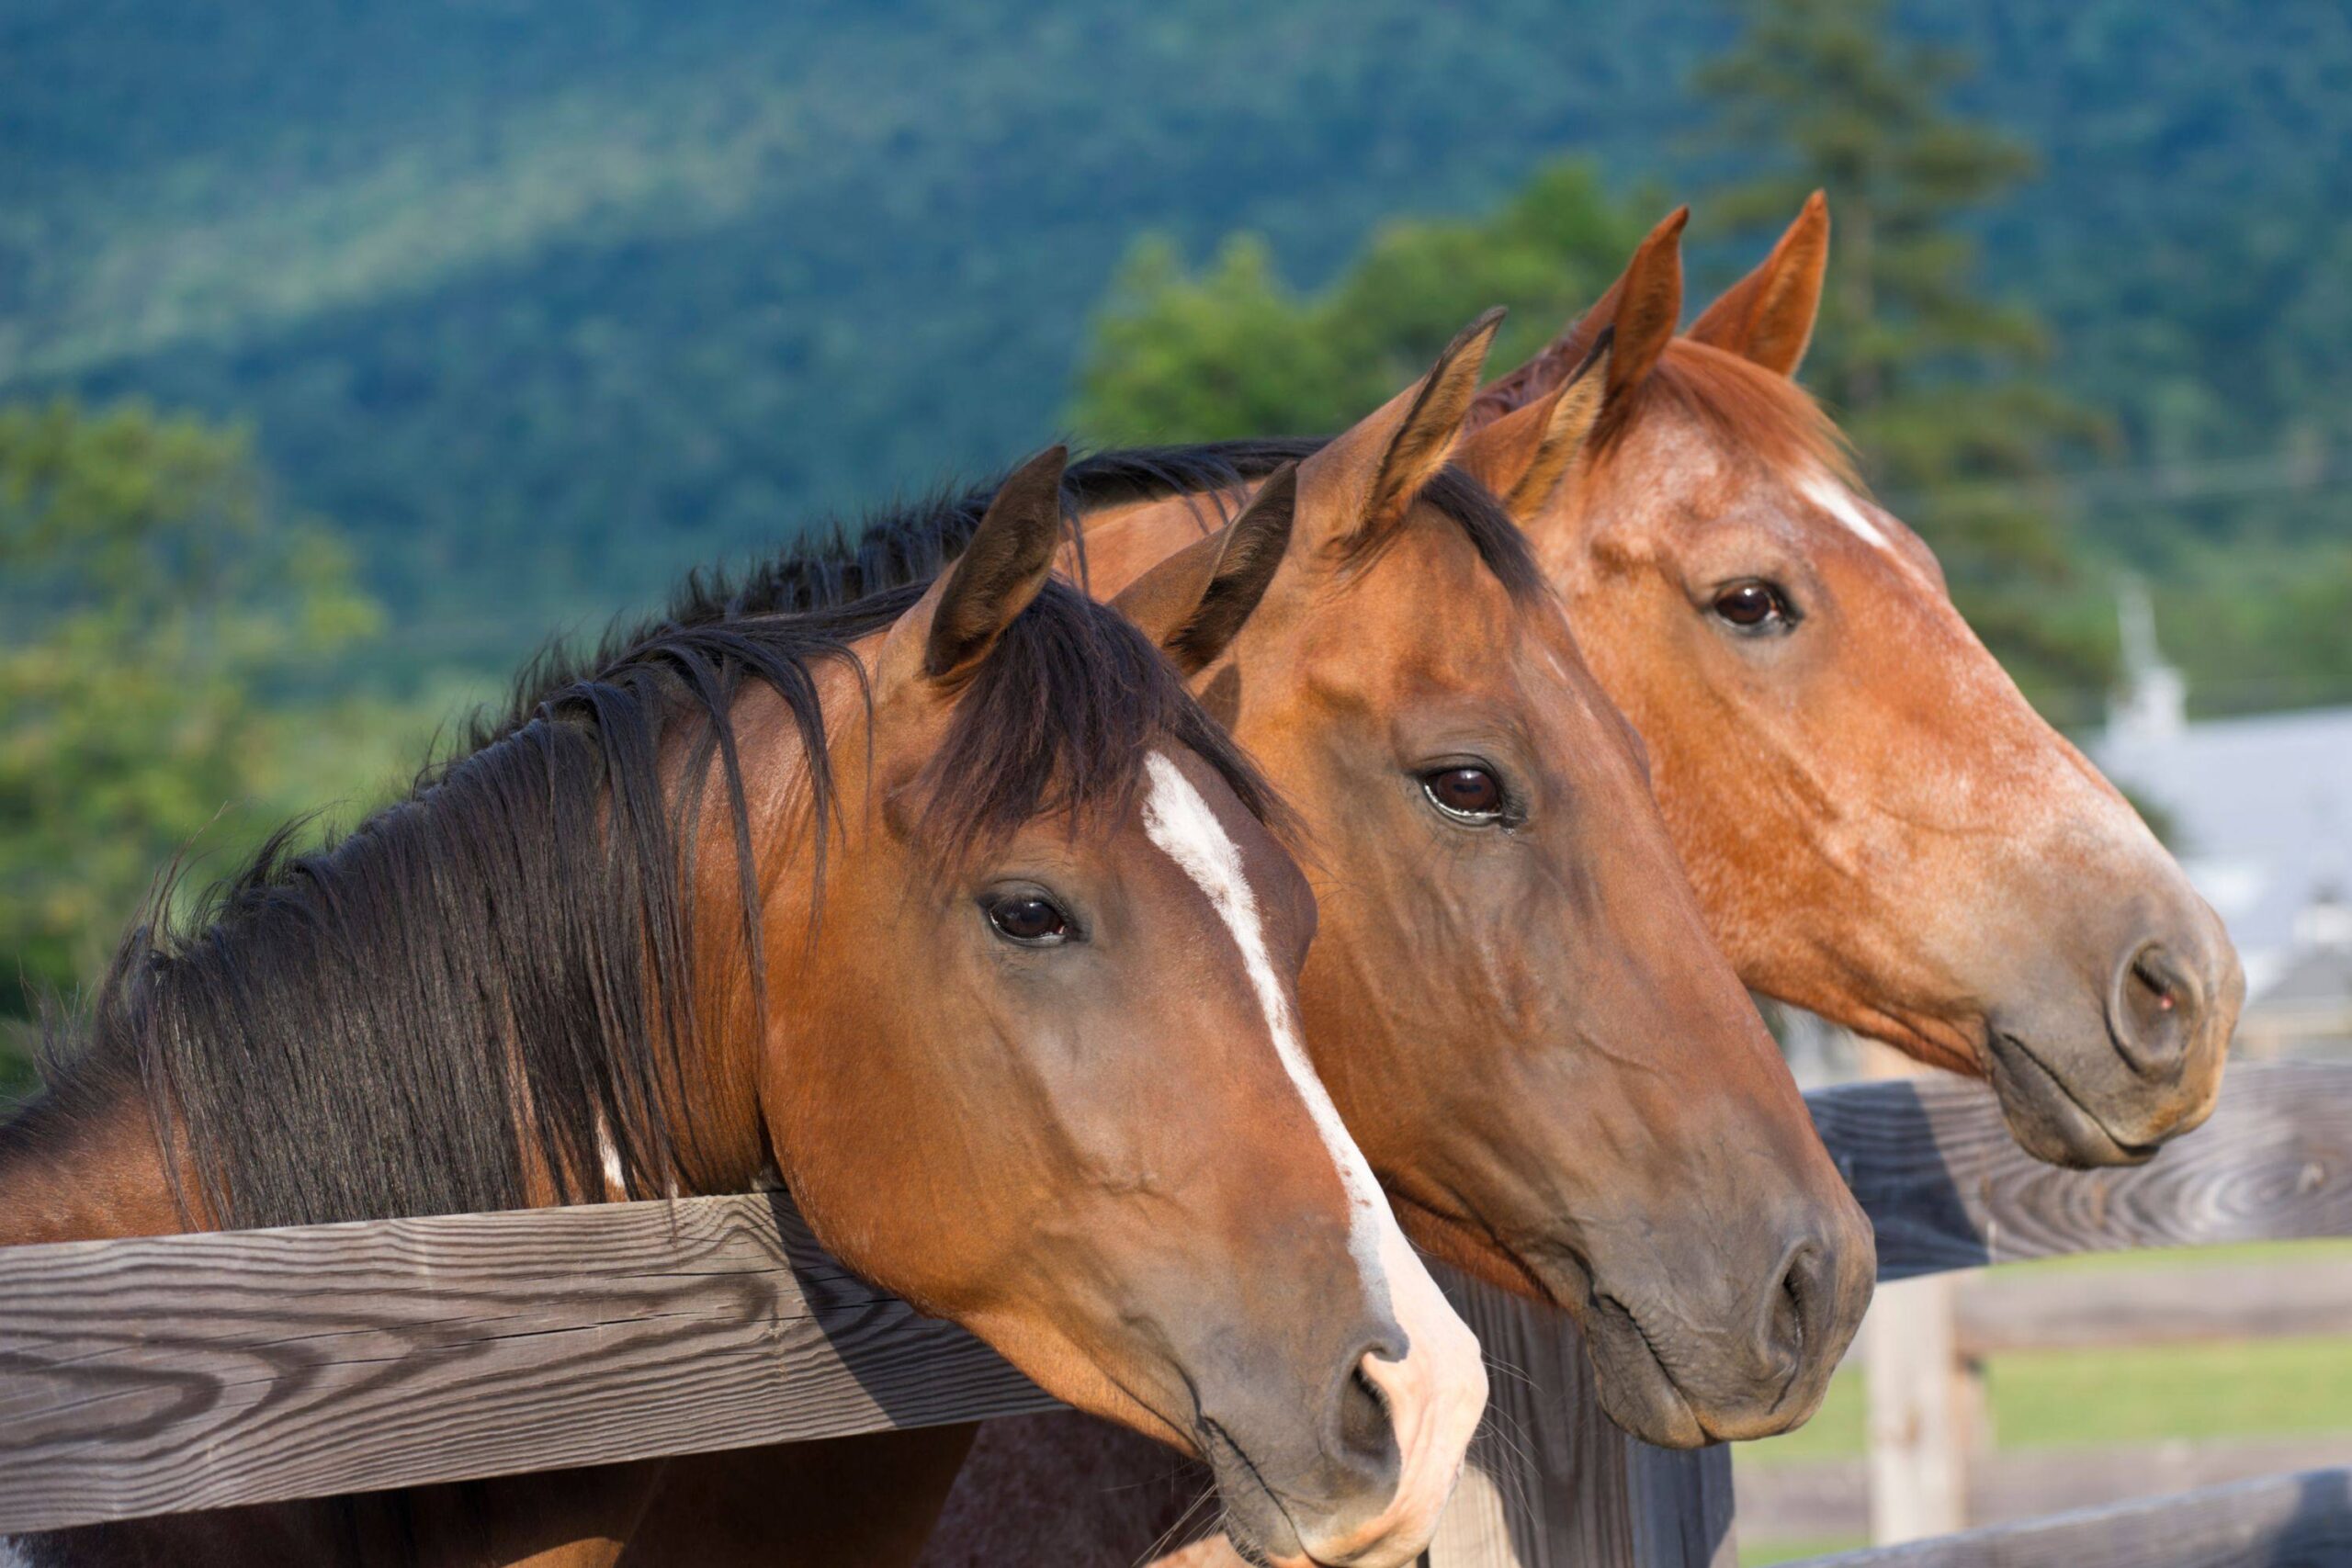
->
2087 585 2352 1051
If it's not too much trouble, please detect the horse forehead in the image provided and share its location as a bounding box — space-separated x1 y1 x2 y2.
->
1306 520 1529 676
1134 746 1309 930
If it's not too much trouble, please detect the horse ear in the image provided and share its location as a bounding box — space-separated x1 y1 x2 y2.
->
1454 329 1613 522
1688 191 1829 378
1297 308 1503 555
1470 209 1683 441
1109 463 1297 676
908 445 1068 687
1604 207 1687 406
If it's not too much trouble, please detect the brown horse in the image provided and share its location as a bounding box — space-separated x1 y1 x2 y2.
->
1078 315 1873 1439
1467 200 2244 1167
0 453 1484 1568
914 220 2245 1557
622 319 1876 1567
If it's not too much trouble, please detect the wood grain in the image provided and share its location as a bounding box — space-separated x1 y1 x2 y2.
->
3 1063 2351 1550
1787 1466 2352 1568
1812 1061 2352 1280
0 1190 1058 1533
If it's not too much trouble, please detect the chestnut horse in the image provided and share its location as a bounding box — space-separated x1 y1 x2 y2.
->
623 320 1873 1566
0 453 1485 1568
918 214 2246 1559
1465 199 2244 1167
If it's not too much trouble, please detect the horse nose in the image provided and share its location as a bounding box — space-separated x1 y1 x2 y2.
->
1204 1337 1415 1568
2109 937 2217 1078
1284 1305 1487 1566
1756 1186 1874 1409
1759 1237 1828 1393
1330 1342 1403 1473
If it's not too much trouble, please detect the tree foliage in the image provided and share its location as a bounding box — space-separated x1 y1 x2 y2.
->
0 400 384 1029
2 0 2348 712
1694 0 2113 705
1073 163 1656 444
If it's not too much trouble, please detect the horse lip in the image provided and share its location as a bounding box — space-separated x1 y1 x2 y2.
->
1199 1416 1307 1565
1521 1243 1707 1446
1985 1030 2161 1167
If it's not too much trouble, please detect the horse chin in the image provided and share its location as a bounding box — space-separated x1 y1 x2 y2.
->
1984 1031 2163 1169
1517 1248 1708 1449
1577 1293 1711 1449
1200 1421 1309 1567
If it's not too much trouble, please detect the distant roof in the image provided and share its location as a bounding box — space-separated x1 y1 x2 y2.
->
2263 941 2352 1009
2089 705 2352 999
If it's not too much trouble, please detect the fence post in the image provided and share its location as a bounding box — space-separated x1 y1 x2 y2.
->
1425 1266 1736 1568
1859 1041 1973 1543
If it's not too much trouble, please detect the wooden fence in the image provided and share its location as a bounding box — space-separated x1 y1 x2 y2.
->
3 1060 2350 1566
1735 1248 2352 1544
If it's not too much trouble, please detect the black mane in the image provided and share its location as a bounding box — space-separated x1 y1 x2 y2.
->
675 438 1543 626
26 479 1274 1232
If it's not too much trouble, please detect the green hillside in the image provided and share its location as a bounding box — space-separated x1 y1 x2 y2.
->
4 0 2347 689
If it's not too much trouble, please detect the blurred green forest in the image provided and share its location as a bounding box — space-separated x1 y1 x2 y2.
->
5 1 2348 687
5 0 2352 1036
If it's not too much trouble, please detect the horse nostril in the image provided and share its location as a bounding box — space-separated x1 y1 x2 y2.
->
2116 942 2201 1077
1760 1241 1815 1387
1336 1357 1394 1462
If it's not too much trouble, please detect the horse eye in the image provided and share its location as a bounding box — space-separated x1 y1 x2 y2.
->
1423 766 1506 821
987 895 1069 944
1712 581 1791 630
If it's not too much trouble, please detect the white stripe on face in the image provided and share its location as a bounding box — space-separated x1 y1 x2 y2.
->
1139 750 1391 1284
1800 467 1893 551
1139 750 1485 1555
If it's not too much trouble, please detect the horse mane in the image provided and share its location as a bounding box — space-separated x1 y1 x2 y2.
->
30 483 1275 1233
680 439 1544 625
1476 332 1858 489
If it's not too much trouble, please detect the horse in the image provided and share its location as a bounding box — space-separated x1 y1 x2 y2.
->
1467 198 2244 1167
0 451 1487 1568
914 208 2248 1562
618 316 1874 1566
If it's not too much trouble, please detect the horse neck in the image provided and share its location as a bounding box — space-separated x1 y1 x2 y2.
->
0 685 842 1247
660 682 840 1195
0 1070 187 1245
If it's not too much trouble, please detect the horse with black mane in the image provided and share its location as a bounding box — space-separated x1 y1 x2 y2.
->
0 453 1486 1568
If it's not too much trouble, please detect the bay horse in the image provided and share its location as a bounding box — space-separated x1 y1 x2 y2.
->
622 317 1874 1565
1465 199 2244 1167
0 452 1486 1568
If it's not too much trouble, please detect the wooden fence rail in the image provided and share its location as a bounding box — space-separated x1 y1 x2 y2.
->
0 1192 1056 1533
1801 1466 2352 1568
2 1061 2350 1562
1730 1245 2352 1544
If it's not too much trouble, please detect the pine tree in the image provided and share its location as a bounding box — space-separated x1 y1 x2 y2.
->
1696 0 2112 711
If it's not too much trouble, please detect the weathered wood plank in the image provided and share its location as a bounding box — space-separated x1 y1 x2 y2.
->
1788 1465 2352 1568
2 1063 2350 1543
1626 1438 1736 1568
1813 1061 2352 1280
1863 1274 1970 1543
0 1190 1058 1534
1739 1435 2352 1541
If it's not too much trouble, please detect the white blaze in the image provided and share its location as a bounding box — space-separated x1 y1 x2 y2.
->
1139 750 1394 1282
1138 753 1484 1551
1801 467 1893 551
